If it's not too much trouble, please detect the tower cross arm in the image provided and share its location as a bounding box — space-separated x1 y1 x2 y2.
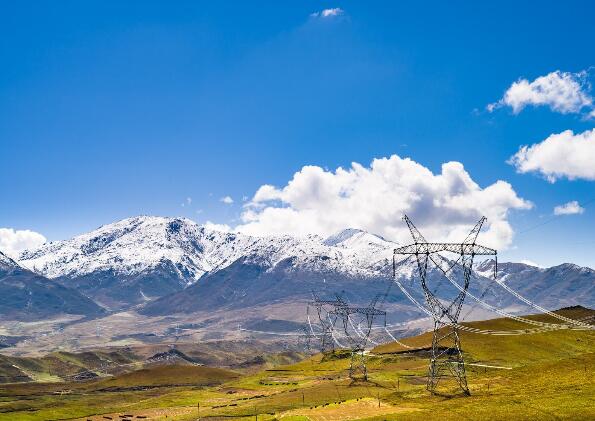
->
328 307 358 317
309 297 349 307
354 308 386 316
394 242 496 256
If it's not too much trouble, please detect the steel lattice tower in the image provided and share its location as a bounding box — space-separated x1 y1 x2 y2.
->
308 293 347 353
330 294 386 381
394 215 497 395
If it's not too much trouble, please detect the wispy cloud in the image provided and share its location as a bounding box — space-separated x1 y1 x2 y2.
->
220 196 234 205
509 129 595 182
487 70 593 117
310 7 345 18
554 201 585 216
520 259 543 268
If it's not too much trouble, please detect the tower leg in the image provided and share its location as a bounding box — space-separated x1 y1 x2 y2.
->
427 322 469 395
349 349 367 381
321 330 335 353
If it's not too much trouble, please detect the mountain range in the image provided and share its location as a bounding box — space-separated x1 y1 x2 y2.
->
3 215 593 323
17 216 397 312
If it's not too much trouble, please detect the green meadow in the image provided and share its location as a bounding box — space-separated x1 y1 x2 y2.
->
0 307 592 421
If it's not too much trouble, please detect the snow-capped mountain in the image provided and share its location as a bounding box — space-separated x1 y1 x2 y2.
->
17 216 400 309
19 216 397 280
15 215 595 315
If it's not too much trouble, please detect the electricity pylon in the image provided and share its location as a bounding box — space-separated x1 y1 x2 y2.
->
394 215 497 395
307 293 347 353
330 294 386 381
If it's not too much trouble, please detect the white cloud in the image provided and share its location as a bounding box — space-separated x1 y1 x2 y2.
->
0 228 47 259
553 200 585 216
203 221 232 232
509 129 595 182
487 70 593 116
220 196 234 205
236 155 531 250
310 8 344 18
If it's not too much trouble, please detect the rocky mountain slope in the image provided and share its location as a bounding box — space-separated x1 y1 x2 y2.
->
140 254 401 316
476 259 595 310
0 251 105 321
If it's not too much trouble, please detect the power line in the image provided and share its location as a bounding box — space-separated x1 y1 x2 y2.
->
516 197 595 236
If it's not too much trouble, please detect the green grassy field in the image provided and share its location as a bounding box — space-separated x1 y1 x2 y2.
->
0 308 592 421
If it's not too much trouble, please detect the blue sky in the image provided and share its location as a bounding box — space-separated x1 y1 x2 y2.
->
1 1 594 267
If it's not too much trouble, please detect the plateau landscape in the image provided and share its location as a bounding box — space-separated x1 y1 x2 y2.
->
0 1 593 420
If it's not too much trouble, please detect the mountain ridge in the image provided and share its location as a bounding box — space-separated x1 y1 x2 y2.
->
11 215 595 316
16 216 397 310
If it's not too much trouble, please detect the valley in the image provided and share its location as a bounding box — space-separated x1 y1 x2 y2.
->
0 308 592 420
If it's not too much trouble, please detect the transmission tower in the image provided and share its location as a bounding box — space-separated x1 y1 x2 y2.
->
394 215 497 395
307 292 347 353
330 294 386 381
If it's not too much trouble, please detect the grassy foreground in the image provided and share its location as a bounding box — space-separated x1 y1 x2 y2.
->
0 307 592 421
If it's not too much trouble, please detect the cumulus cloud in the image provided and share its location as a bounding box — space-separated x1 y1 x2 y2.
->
509 129 595 182
553 201 585 216
236 155 532 249
487 70 593 116
0 228 47 259
220 196 234 205
203 221 232 232
310 8 344 18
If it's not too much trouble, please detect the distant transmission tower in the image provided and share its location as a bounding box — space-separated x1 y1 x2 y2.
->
394 215 497 395
330 294 386 381
308 293 347 353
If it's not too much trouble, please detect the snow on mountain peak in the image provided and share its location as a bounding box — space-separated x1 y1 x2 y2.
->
17 216 398 283
0 250 20 271
323 228 365 246
323 228 394 249
19 216 211 281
